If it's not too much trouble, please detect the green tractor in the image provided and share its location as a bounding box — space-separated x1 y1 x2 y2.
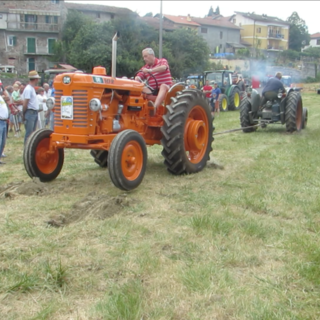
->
204 70 244 112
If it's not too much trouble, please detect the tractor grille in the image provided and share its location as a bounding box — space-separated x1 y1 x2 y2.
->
54 90 88 128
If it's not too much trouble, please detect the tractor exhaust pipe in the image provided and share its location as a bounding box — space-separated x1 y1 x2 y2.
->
112 32 119 78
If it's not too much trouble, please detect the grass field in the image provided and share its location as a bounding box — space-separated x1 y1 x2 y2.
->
1 89 320 319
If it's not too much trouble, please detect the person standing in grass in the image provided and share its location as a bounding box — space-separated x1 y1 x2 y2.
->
211 82 221 119
0 94 9 164
23 71 41 145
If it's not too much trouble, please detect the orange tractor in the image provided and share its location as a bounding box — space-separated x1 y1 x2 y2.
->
24 35 213 190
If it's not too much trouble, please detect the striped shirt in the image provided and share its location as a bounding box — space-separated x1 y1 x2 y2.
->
137 58 172 90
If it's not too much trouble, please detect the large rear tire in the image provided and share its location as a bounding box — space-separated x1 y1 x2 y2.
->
240 96 258 133
229 87 241 111
161 89 213 175
90 150 108 167
285 91 303 133
219 94 228 112
23 129 64 182
108 130 147 191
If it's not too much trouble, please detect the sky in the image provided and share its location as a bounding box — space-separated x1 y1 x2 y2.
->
67 0 319 34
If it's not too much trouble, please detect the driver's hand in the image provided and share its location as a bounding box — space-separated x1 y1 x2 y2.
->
142 68 151 74
135 76 142 82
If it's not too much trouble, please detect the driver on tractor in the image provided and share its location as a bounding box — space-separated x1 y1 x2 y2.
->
135 48 173 115
260 72 285 108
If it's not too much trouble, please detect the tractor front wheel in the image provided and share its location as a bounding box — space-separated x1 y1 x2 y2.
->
302 107 308 129
229 87 241 111
240 96 258 133
23 129 64 181
108 130 147 191
161 89 213 175
219 94 228 112
285 91 303 133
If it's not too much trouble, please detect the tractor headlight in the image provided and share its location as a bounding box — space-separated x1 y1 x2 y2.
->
63 76 71 84
277 93 282 99
89 98 101 112
46 97 55 110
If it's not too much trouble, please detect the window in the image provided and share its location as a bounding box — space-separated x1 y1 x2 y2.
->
8 35 17 46
51 0 60 4
256 27 261 33
317 39 320 45
28 58 35 72
239 22 242 27
201 27 208 34
232 18 236 24
45 16 58 24
27 38 36 53
48 38 56 54
220 31 223 39
0 14 3 19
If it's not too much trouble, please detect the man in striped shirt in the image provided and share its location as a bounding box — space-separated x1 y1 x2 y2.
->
135 48 172 114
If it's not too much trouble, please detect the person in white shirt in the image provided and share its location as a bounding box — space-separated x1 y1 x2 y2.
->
0 94 9 164
23 71 41 145
36 87 47 129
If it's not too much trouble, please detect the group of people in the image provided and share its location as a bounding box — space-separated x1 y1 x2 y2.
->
0 70 54 164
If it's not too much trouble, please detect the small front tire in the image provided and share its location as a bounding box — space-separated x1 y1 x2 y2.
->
24 129 64 182
108 130 147 191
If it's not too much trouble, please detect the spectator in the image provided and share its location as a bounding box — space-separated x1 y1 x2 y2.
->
211 82 221 119
23 71 41 145
43 82 52 98
202 80 212 104
36 87 47 129
0 81 10 157
11 83 23 135
0 94 9 164
135 48 172 116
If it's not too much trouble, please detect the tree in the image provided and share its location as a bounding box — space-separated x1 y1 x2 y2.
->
164 28 210 78
144 12 153 17
51 9 91 63
287 12 310 51
215 6 220 15
208 6 214 17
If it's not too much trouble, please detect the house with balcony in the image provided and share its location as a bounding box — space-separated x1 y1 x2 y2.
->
229 12 290 55
0 0 67 74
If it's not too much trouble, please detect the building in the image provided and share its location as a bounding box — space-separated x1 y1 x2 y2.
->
191 16 243 55
303 32 320 51
0 0 67 74
156 14 200 31
64 2 136 22
230 12 290 54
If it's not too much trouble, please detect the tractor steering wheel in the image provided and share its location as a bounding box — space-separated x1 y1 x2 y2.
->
134 70 159 94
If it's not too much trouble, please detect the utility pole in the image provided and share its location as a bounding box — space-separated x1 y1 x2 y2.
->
159 0 163 58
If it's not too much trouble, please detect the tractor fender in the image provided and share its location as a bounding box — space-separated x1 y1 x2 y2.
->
227 85 237 96
250 89 261 112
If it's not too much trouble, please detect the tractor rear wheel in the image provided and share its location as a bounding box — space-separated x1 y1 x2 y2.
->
108 129 147 191
161 89 213 175
229 87 241 111
302 107 308 129
219 94 228 112
285 91 303 133
24 129 64 181
240 96 258 133
90 150 108 167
